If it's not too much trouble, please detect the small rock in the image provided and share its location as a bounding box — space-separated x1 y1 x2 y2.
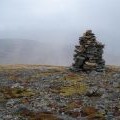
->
11 83 24 89
2 115 12 119
113 82 119 88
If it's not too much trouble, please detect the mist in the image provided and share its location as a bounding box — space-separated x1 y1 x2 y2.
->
0 0 120 66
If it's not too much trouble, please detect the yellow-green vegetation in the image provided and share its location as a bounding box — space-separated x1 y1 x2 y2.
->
59 73 88 96
60 83 87 96
49 72 88 96
0 64 65 70
0 93 5 103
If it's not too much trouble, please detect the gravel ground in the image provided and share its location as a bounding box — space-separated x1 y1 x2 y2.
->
0 65 120 120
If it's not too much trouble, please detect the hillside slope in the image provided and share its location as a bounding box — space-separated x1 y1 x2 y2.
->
0 39 73 65
0 65 120 120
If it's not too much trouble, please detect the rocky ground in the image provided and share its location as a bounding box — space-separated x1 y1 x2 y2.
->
0 65 120 120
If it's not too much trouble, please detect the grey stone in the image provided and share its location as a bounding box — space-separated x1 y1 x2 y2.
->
73 30 105 72
11 83 24 89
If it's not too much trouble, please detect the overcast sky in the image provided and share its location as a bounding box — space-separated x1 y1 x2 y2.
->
0 0 120 65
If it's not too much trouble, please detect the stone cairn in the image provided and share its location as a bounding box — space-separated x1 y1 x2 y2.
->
72 30 105 72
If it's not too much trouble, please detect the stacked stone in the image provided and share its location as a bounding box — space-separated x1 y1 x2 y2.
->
73 30 105 72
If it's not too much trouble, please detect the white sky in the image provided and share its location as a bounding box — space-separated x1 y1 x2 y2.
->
0 0 120 65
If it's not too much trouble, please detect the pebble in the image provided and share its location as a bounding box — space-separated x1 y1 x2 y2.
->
11 83 24 89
